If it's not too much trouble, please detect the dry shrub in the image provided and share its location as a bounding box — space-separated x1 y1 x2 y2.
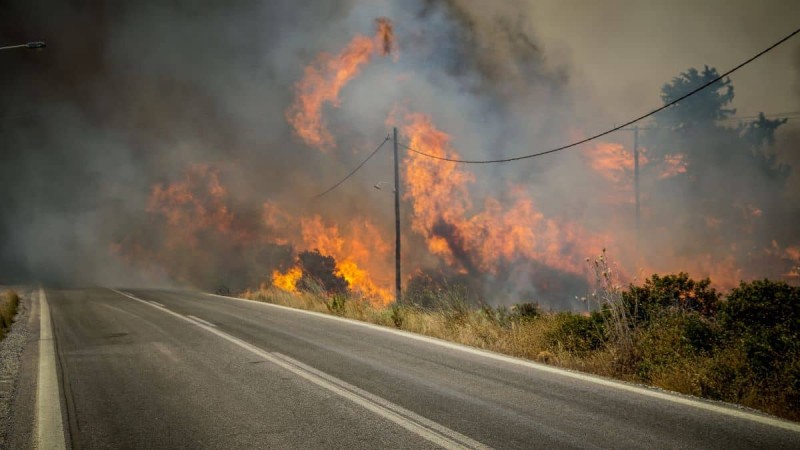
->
234 270 800 421
0 290 20 339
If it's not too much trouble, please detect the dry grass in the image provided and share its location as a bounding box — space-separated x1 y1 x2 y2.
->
238 284 799 422
0 290 20 340
240 286 612 372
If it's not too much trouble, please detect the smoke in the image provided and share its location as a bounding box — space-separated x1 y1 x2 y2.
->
1 1 798 308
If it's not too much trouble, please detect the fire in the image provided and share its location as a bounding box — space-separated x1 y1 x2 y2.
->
115 17 799 309
586 142 648 184
660 153 688 179
299 215 393 304
146 164 236 247
399 112 608 278
262 206 394 305
272 267 301 292
286 17 394 151
401 112 474 264
584 142 650 205
766 241 800 280
375 17 394 56
115 164 267 288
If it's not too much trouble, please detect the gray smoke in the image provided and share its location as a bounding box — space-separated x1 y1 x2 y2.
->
1 0 798 309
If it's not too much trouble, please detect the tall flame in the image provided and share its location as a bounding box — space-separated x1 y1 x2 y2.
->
115 17 799 311
399 112 608 278
286 17 394 151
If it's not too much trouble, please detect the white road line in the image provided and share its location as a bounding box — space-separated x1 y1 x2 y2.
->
37 289 66 450
205 292 800 433
272 352 489 449
148 301 165 307
187 315 216 328
111 289 486 449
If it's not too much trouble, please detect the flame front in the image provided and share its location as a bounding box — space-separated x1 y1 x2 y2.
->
272 267 301 292
299 216 393 304
263 208 394 305
400 112 607 278
286 18 394 151
114 17 799 310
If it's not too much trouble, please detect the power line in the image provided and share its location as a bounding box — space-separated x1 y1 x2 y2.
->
312 136 390 199
396 26 800 164
618 112 800 131
716 111 800 121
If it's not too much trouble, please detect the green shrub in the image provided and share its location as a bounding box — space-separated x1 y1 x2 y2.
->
632 312 719 382
681 312 718 354
545 312 606 356
326 293 348 316
390 304 404 328
511 302 541 321
721 280 800 376
623 273 721 324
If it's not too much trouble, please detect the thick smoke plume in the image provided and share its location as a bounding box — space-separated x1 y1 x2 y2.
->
1 0 798 309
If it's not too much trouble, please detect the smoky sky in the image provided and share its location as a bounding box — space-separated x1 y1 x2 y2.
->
1 0 799 306
0 0 357 284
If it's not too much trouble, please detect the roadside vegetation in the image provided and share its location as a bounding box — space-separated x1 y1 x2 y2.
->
241 252 800 422
0 291 20 340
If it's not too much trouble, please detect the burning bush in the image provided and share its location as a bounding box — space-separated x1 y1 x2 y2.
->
297 249 349 295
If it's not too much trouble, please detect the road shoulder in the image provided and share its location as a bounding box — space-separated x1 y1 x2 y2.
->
4 288 36 449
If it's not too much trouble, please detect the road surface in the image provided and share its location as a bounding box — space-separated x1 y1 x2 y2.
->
20 288 800 448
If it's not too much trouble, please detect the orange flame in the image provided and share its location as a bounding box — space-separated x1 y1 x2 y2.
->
660 153 688 179
272 266 301 292
375 17 394 56
286 18 394 151
586 142 647 184
399 112 608 278
584 142 650 205
146 164 237 248
262 205 393 305
300 215 393 304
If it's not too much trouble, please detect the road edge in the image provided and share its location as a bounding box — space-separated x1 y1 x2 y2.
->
203 291 800 433
36 289 66 450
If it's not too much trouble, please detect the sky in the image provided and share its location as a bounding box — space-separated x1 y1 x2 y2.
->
529 0 800 121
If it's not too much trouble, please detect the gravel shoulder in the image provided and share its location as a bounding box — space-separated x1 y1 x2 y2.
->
0 287 37 449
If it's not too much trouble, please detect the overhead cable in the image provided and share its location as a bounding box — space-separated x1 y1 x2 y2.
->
312 136 390 199
396 26 800 164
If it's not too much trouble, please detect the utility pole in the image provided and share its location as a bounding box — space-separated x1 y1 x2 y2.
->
393 127 401 304
633 125 640 249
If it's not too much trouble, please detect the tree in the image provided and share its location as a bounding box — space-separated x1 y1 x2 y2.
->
658 66 736 128
640 66 792 273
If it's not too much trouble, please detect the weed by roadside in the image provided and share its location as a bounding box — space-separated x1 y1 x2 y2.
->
0 291 20 340
236 264 800 422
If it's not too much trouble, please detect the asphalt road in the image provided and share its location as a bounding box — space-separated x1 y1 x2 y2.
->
30 288 800 449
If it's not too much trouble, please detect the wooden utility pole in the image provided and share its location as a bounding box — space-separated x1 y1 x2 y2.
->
393 127 401 304
633 125 640 248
